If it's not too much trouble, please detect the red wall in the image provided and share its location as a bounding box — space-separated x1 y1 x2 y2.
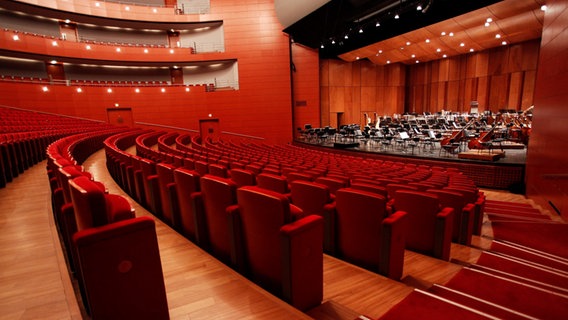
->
526 0 568 220
0 0 300 144
292 43 321 137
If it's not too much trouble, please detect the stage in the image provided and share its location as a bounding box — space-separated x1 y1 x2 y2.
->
293 136 526 191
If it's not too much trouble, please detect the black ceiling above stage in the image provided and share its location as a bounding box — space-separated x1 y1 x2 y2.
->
284 0 502 59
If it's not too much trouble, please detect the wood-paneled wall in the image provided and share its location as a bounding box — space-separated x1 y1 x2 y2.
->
407 39 540 114
321 39 540 128
292 43 321 136
526 0 568 220
320 60 406 128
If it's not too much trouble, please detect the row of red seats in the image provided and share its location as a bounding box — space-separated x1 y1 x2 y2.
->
0 107 116 188
47 127 170 319
105 130 485 310
105 130 324 311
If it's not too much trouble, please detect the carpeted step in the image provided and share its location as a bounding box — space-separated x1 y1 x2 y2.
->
490 221 568 259
490 240 568 273
472 251 568 294
428 284 535 320
442 268 568 319
378 289 495 320
485 200 534 208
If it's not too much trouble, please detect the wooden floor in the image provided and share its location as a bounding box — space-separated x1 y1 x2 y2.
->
0 149 551 320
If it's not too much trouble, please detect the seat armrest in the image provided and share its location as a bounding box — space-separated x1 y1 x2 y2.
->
434 207 454 261
459 203 476 245
227 204 245 273
280 215 324 311
380 210 407 280
189 191 208 249
322 202 336 254
167 182 181 232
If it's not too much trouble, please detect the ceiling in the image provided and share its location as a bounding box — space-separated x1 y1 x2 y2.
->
284 0 546 65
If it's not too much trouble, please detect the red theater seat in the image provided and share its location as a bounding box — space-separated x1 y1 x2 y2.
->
228 186 323 311
256 173 290 195
314 176 348 195
427 189 475 245
156 163 177 226
230 168 256 187
393 190 454 261
289 180 335 252
331 188 407 280
192 175 238 264
172 168 201 242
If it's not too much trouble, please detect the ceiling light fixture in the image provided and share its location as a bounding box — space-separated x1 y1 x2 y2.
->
359 28 363 33
460 42 465 47
495 34 501 38
13 35 19 41
417 5 423 11
52 41 58 46
76 88 82 93
321 44 324 48
386 60 391 64
443 54 447 58
86 45 91 50
331 40 335 44
376 22 380 27
449 32 454 37
42 86 48 92
436 48 441 52
502 41 508 45
394 13 400 19
406 41 411 46
135 88 140 93
541 5 547 11
425 39 430 43
441 32 446 36
344 34 349 39
485 22 490 27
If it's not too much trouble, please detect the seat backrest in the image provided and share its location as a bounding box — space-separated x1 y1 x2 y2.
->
236 186 295 291
287 172 314 184
314 176 348 194
69 176 133 231
199 175 238 262
208 163 228 178
57 166 92 203
290 180 332 216
194 160 209 176
173 168 201 239
386 183 418 199
335 188 388 268
156 163 176 224
393 190 440 252
230 168 256 187
350 182 388 198
256 173 290 194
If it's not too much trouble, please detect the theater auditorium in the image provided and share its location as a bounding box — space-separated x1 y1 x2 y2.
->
1 0 567 319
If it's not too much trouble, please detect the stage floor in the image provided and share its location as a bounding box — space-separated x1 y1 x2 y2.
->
295 137 527 166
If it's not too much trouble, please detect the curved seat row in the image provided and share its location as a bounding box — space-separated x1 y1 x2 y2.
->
46 126 170 319
104 129 486 311
0 107 114 188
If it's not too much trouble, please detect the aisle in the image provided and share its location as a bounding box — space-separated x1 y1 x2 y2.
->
0 160 81 319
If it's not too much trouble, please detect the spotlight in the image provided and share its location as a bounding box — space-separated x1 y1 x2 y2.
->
376 22 380 27
417 5 422 11
320 44 324 49
359 28 363 34
394 13 400 19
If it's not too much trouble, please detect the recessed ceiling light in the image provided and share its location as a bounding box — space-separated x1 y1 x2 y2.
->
320 44 324 49
86 45 91 50
386 60 391 64
107 88 112 93
135 88 140 93
541 5 547 11
116 47 121 52
50 60 57 64
152 8 157 13
169 49 174 53
502 41 507 45
495 34 501 39
345 34 349 39
470 48 474 52
449 32 454 37
376 22 380 27
331 40 335 44
425 39 430 43
436 48 441 52
359 28 363 33
486 18 493 23
394 14 399 19
12 35 19 41
76 88 82 93
378 50 383 54
143 48 148 53
406 41 411 46
417 5 422 11
411 54 416 58
356 57 360 60
52 41 58 46
161 88 166 92
416 60 420 63
42 86 48 92
460 43 465 47
441 32 446 36
65 19 70 24
443 54 447 58
185 87 190 92
125 6 130 11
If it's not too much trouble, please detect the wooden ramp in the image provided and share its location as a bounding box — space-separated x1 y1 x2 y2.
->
458 150 505 161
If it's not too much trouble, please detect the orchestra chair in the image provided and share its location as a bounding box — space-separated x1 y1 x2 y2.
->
443 186 485 236
439 139 460 156
330 188 407 280
256 173 291 196
230 168 256 187
314 176 348 195
194 160 209 176
172 168 202 242
156 163 177 226
192 175 238 264
227 186 323 311
426 189 475 245
393 190 454 261
208 163 229 178
289 180 335 252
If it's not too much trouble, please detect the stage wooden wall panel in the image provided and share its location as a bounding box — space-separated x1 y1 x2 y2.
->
526 0 568 220
292 43 321 136
508 71 524 109
522 70 537 108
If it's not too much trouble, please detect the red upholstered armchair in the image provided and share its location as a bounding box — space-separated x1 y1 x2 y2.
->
314 176 349 195
427 189 475 245
227 186 323 311
256 173 291 195
68 176 168 319
138 158 161 216
156 163 177 227
331 188 407 280
393 190 454 261
289 180 335 252
229 168 256 187
172 168 201 242
192 175 238 264
444 186 485 236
